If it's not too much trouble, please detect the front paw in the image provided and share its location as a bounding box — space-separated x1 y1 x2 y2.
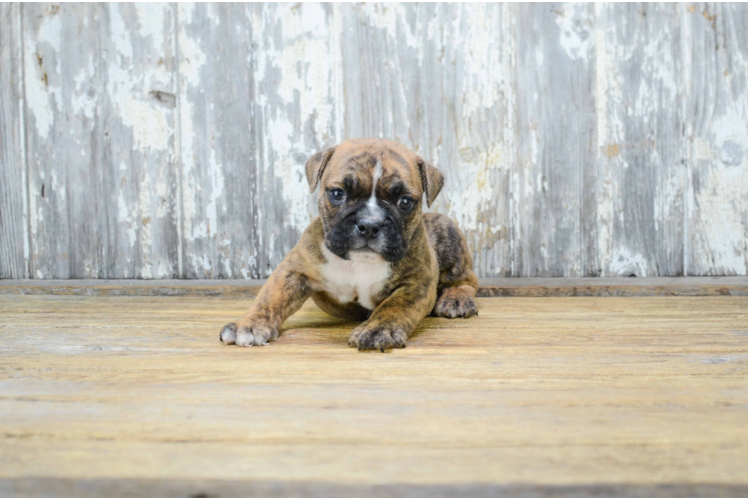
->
348 323 408 351
219 321 278 347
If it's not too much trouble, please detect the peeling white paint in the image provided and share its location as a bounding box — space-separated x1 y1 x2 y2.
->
205 149 224 238
460 4 501 118
655 174 682 227
24 12 63 140
107 4 172 152
118 189 137 248
445 142 505 233
556 3 591 62
28 180 39 241
594 4 625 156
141 264 153 279
178 2 196 25
609 248 649 277
638 34 678 110
251 4 340 236
71 58 96 120
710 103 748 164
134 3 166 50
691 137 715 162
177 19 206 86
37 9 62 50
701 188 746 271
137 169 154 275
177 2 207 244
428 2 513 275
10 3 748 279
691 152 748 275
157 261 172 277
200 254 212 271
264 117 311 232
361 3 417 49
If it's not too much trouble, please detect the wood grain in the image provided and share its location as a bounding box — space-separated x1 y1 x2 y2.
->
2 478 747 498
22 4 179 279
1 293 747 496
98 3 180 279
23 4 104 279
514 3 592 277
2 3 748 278
176 3 341 279
340 4 515 277
685 3 748 276
592 3 686 277
0 4 28 279
177 3 259 279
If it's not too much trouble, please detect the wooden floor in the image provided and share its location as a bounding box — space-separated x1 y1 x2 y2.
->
1 286 748 496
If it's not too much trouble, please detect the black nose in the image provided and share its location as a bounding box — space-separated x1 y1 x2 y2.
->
356 219 382 238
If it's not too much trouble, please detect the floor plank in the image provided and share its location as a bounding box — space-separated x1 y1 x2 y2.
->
1 294 747 496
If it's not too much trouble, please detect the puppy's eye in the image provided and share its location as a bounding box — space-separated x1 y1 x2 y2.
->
328 189 346 204
397 197 415 211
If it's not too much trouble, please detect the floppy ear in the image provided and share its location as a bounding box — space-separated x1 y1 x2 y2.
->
417 156 444 207
305 146 336 193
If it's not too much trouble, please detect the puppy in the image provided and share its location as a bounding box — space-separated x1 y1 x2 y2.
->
220 138 478 351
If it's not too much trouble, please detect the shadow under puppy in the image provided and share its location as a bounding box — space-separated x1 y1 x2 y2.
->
220 138 479 351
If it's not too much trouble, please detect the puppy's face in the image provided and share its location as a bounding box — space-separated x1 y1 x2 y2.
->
306 139 444 263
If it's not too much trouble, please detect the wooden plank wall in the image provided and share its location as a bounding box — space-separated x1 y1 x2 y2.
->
0 4 28 279
1 3 746 279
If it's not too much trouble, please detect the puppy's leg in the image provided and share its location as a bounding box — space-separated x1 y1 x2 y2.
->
433 261 479 319
424 214 479 319
433 281 478 319
220 253 311 347
348 280 436 351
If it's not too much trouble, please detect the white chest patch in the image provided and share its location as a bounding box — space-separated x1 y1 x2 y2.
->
319 244 391 310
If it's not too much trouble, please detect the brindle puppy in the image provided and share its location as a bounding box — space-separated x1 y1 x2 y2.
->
220 138 478 351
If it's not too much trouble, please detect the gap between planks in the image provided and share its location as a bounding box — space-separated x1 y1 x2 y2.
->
0 277 747 297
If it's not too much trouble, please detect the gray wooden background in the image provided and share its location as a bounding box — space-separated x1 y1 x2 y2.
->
1 2 747 279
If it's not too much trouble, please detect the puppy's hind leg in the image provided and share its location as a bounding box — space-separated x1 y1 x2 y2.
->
424 213 479 319
433 283 478 319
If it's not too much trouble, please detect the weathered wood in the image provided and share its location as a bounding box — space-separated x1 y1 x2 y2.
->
177 3 341 279
592 3 687 277
2 478 747 498
177 3 258 279
2 3 748 279
98 3 180 279
0 4 28 279
513 3 593 277
477 276 748 296
0 278 264 297
685 3 748 276
1 294 747 495
23 3 103 278
22 3 178 279
340 4 515 277
1 277 747 297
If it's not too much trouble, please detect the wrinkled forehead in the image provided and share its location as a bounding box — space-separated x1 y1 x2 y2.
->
323 141 422 193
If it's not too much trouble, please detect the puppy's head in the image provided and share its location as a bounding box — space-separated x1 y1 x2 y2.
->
306 138 443 263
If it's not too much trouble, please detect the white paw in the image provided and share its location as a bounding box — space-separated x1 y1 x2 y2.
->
219 323 277 347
